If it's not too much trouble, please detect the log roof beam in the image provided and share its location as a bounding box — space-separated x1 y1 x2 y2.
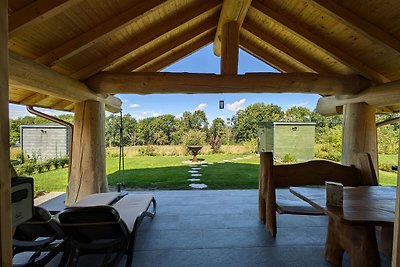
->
239 35 304 73
71 0 220 80
251 2 390 83
220 21 239 74
316 79 400 115
9 52 122 112
8 0 82 38
85 71 372 95
138 32 214 72
19 92 49 106
309 0 400 54
112 18 217 72
35 0 167 66
242 21 331 74
213 0 252 56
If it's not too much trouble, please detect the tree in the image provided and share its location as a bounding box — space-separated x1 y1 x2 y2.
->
105 114 137 147
284 106 312 122
150 114 176 145
232 103 284 143
209 117 226 152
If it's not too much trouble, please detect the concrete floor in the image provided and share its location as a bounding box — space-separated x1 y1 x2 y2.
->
14 189 391 267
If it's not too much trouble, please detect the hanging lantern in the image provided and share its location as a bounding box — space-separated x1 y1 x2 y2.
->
219 100 224 109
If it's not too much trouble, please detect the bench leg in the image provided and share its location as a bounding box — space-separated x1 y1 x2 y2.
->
325 218 344 266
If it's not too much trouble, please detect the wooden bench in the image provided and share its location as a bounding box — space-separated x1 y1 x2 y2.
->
258 152 378 237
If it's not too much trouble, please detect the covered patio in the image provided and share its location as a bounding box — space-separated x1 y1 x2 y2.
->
2 0 400 266
15 189 392 267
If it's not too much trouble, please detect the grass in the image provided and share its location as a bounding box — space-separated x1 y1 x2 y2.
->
31 154 259 194
27 153 399 195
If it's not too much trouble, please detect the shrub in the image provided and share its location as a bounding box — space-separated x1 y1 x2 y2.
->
138 145 157 156
59 157 69 168
43 160 52 171
241 139 258 154
209 136 222 153
282 153 297 163
182 130 206 147
52 158 60 169
35 163 45 173
379 161 396 172
17 163 35 175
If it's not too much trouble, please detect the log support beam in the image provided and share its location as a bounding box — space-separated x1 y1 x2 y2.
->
341 103 378 178
221 21 239 74
317 79 400 115
8 52 122 112
65 100 108 206
0 0 12 265
86 72 372 95
393 140 400 266
213 0 252 56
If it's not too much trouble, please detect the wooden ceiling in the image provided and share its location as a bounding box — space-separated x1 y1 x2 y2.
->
7 0 400 113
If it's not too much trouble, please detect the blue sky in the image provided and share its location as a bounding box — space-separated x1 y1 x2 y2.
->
9 44 320 121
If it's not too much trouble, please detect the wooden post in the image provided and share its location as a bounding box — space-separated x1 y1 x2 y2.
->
65 100 108 206
342 103 378 178
392 138 400 266
0 0 12 265
221 21 239 75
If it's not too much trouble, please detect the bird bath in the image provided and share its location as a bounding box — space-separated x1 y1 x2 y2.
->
187 145 203 162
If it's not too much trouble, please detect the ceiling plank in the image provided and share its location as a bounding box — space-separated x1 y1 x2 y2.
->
213 0 252 56
310 0 400 54
51 99 73 110
86 71 372 95
113 19 217 72
19 92 48 105
240 34 308 73
317 79 400 115
242 21 331 74
35 0 167 66
70 0 220 80
221 21 239 74
9 51 121 112
138 32 214 72
251 2 390 83
9 0 81 38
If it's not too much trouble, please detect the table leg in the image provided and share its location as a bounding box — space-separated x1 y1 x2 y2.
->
325 218 344 266
325 218 380 267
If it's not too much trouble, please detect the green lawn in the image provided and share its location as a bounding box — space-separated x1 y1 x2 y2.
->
29 153 398 195
31 154 259 194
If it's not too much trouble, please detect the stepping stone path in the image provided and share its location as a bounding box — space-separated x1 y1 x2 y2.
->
186 156 254 189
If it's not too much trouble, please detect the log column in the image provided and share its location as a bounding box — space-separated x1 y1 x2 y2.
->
341 102 378 178
393 139 400 266
65 100 108 206
221 21 239 75
0 0 12 265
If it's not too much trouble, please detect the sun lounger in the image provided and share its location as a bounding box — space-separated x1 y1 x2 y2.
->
58 193 156 267
13 206 66 266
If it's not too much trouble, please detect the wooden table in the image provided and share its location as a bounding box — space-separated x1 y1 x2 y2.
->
290 186 396 267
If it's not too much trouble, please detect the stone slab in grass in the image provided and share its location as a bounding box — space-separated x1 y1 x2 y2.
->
191 167 202 170
187 178 201 182
188 170 199 173
189 183 207 189
191 173 202 177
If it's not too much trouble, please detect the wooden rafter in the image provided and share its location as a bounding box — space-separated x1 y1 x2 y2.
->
138 32 214 72
35 0 167 66
251 2 389 83
86 72 372 95
8 0 81 38
9 52 122 112
242 21 331 74
213 0 252 56
70 0 220 80
19 92 48 106
309 0 400 54
240 34 309 73
112 18 217 72
51 99 73 110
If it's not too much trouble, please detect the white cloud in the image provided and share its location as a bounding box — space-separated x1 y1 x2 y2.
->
195 103 208 111
226 99 246 112
152 112 160 117
128 103 140 108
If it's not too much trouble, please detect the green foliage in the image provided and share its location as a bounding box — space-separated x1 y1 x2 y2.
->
182 129 207 147
138 145 157 156
232 103 284 143
377 124 398 154
105 114 137 147
59 157 69 168
51 158 60 169
43 160 52 171
241 139 258 153
17 163 35 175
284 106 312 122
282 153 297 163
